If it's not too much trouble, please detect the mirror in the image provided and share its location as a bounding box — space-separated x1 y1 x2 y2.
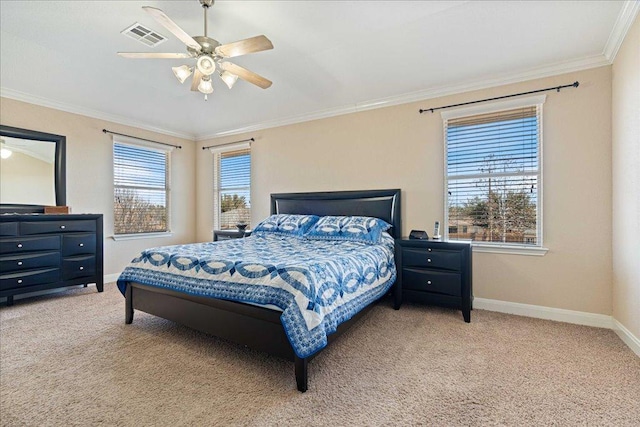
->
0 125 66 214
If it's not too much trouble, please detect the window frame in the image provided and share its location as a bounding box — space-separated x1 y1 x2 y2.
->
442 95 548 256
211 142 251 231
112 136 173 239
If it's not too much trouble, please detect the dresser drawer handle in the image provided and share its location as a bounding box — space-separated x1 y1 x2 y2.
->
17 279 23 284
60 225 66 229
79 243 84 247
427 280 432 285
17 243 23 248
427 258 432 263
17 261 23 266
79 266 84 270
428 248 432 252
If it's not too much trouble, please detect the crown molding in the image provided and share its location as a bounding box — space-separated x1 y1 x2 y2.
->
0 88 195 141
0 49 616 143
603 0 640 62
196 54 610 140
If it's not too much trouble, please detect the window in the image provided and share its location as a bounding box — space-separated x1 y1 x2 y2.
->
444 96 544 249
213 146 251 230
113 141 170 235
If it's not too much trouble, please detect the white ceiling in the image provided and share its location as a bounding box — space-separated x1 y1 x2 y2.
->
0 1 633 140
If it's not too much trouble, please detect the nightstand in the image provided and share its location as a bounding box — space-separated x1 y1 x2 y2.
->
395 238 473 322
213 230 251 241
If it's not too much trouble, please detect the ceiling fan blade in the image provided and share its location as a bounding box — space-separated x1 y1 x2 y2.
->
191 69 204 92
143 6 202 53
221 62 272 89
117 52 192 59
215 35 273 58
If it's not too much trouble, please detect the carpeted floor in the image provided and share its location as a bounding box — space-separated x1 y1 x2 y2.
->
1 284 638 426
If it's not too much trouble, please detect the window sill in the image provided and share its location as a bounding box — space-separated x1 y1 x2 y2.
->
471 243 548 256
111 232 173 241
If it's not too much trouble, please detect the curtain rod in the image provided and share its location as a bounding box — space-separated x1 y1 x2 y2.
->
201 138 254 150
102 129 182 149
419 81 579 114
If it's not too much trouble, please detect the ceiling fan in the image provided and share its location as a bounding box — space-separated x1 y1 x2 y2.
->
118 0 273 100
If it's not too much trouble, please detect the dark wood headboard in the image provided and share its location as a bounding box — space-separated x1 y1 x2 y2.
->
270 189 401 239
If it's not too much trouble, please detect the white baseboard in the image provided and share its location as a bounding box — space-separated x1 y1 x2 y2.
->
613 319 640 357
104 273 120 284
474 297 614 329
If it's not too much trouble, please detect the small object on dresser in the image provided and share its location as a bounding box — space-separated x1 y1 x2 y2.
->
44 206 71 214
236 222 248 231
433 221 441 239
409 229 429 240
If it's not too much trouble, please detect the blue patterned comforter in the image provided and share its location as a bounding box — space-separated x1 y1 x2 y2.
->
117 233 396 358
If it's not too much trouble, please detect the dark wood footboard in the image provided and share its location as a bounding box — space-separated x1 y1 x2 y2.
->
125 281 382 391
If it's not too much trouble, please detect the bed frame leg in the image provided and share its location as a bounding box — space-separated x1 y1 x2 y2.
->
294 356 308 392
125 284 134 324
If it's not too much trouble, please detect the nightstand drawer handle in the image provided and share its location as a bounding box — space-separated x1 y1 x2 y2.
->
428 248 432 252
17 279 23 284
17 261 23 266
17 243 23 248
427 280 432 285
60 225 66 229
79 266 84 271
79 243 84 247
427 258 432 263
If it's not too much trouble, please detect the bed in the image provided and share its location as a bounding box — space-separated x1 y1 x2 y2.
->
117 189 401 392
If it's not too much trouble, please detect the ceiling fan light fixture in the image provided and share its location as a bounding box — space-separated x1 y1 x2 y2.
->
220 71 239 89
198 76 214 94
196 55 216 76
172 65 193 84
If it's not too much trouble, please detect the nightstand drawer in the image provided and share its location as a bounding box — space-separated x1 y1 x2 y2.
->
402 247 461 271
402 268 461 296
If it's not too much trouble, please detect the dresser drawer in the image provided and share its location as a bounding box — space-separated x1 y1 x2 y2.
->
63 256 96 280
402 268 461 296
62 234 97 256
0 251 60 273
0 268 60 291
21 220 96 235
0 236 61 254
402 247 461 271
0 222 19 237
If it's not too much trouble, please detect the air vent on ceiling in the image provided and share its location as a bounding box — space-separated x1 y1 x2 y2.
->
121 22 167 47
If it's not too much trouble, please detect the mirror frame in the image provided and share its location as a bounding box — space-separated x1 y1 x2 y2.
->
0 125 66 214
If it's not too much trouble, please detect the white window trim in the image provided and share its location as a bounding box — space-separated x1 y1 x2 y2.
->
111 232 174 241
112 136 173 236
442 94 547 256
211 142 251 231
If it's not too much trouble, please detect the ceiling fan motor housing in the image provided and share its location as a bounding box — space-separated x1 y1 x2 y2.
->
188 36 220 55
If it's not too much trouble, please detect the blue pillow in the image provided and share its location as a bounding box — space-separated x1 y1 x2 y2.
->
304 216 391 244
253 214 319 236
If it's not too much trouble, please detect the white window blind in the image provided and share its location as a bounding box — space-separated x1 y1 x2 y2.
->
113 142 170 234
445 102 542 246
213 147 251 230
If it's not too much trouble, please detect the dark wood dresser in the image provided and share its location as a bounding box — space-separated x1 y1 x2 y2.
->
0 214 103 305
395 238 472 322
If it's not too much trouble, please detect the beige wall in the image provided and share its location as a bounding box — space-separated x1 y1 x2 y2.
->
612 15 640 338
198 66 613 315
0 97 197 276
1 151 55 205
